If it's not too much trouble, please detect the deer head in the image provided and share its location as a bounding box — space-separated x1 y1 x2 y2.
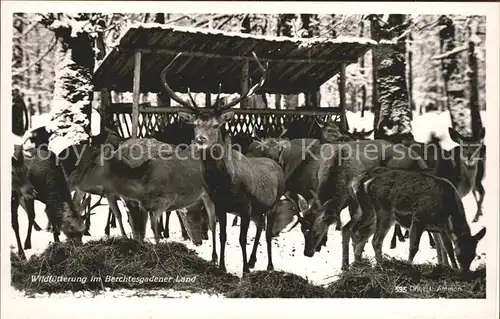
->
284 190 333 257
315 117 351 143
160 52 268 151
349 128 374 141
449 127 485 168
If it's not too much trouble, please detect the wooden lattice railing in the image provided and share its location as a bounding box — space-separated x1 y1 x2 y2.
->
107 104 343 141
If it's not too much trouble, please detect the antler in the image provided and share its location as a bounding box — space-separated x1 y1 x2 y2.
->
160 53 200 113
81 193 106 219
283 193 304 232
216 51 268 111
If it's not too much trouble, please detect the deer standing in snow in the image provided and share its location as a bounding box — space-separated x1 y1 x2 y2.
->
161 52 285 273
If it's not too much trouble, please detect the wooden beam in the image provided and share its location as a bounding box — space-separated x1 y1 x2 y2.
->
125 48 358 65
240 59 249 109
132 51 142 138
108 104 341 116
339 63 347 129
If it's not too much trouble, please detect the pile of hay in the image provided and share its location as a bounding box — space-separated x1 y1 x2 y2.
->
326 258 486 298
11 239 486 298
228 270 328 298
11 238 238 295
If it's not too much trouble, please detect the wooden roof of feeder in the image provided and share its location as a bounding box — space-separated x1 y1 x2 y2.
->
93 23 376 95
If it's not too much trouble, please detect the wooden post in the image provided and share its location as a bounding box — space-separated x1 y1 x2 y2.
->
132 51 142 138
241 60 249 109
99 88 111 130
205 90 211 107
339 63 348 129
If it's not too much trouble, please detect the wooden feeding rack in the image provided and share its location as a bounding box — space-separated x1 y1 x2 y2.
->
93 23 376 139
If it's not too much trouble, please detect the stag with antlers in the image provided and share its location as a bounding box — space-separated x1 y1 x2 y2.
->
160 52 285 273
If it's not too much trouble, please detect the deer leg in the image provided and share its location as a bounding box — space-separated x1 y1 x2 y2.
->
232 216 238 227
157 213 164 239
109 208 117 228
104 209 113 236
107 195 127 238
11 195 26 260
239 212 251 274
353 221 376 264
265 214 274 271
433 233 450 267
428 231 436 249
372 218 393 265
83 195 91 236
407 221 425 264
390 225 406 249
249 214 265 269
217 210 227 272
404 229 409 239
177 211 189 240
201 195 218 263
472 183 485 223
341 220 352 270
149 211 162 244
53 230 60 243
442 232 458 269
164 211 171 238
22 198 36 250
127 203 148 241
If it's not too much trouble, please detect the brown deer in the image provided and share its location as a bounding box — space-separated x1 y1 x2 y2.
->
248 134 429 270
349 166 486 273
12 145 38 259
23 126 129 239
13 144 89 259
162 52 285 273
314 119 435 250
22 126 209 245
388 127 486 250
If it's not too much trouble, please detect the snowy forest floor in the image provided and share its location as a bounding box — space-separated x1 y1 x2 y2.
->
7 110 491 299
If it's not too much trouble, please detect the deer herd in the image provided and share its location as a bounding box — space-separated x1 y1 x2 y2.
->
12 52 486 277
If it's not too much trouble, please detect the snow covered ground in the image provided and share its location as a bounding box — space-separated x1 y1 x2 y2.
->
6 110 491 299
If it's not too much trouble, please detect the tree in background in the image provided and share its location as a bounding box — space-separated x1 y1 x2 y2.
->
370 14 414 141
37 13 106 154
436 15 471 136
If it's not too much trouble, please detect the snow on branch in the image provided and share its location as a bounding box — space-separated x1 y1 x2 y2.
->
432 45 468 60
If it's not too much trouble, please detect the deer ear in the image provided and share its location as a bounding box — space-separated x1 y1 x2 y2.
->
473 227 486 242
448 127 463 144
364 129 374 136
297 194 309 212
220 111 234 123
178 112 196 124
315 117 325 128
322 199 333 210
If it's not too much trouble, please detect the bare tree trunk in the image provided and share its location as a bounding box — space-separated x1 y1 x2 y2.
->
438 15 471 136
12 14 24 89
370 16 380 127
39 14 97 155
468 18 482 138
372 14 413 141
407 31 415 112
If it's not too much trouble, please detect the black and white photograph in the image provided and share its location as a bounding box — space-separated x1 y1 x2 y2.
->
1 2 499 318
